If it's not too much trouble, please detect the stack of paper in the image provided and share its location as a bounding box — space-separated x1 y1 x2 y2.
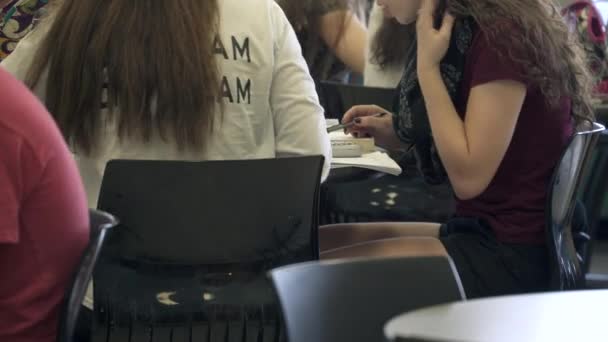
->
329 131 376 153
332 152 402 175
327 128 402 176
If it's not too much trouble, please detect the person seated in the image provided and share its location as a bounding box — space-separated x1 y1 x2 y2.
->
2 0 332 209
0 66 89 342
321 0 595 299
3 1 331 339
276 0 368 82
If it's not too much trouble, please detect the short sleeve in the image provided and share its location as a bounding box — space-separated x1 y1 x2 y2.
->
468 29 529 88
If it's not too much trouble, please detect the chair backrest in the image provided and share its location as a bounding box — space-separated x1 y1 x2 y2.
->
318 81 397 120
92 156 324 342
578 128 608 271
547 122 605 290
57 209 118 342
269 256 465 342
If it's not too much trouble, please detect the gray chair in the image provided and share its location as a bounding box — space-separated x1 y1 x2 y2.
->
270 256 465 342
547 122 605 290
580 129 608 269
57 209 118 342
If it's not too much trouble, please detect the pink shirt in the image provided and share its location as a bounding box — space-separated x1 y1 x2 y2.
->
0 68 89 342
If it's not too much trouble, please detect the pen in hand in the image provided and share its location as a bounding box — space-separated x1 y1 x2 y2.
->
326 112 389 133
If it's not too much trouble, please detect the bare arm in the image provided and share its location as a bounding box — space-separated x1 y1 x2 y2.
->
318 10 367 74
419 68 526 200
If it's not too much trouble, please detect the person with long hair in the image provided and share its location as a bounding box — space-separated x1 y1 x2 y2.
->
276 0 368 81
2 0 332 207
321 0 595 298
2 1 331 339
364 2 407 87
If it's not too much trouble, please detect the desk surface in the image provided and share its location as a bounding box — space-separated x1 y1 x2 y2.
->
385 290 608 342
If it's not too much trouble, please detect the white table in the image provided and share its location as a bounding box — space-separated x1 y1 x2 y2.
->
384 290 608 342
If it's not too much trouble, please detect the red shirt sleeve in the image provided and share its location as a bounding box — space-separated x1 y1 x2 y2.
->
0 131 23 243
0 127 44 244
468 29 529 88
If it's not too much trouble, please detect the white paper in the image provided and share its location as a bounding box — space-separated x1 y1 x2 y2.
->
329 130 357 140
331 151 402 175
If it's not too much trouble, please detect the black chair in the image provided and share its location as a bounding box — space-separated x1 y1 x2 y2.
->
547 122 605 290
318 81 397 120
270 256 465 342
91 156 324 342
57 209 118 342
590 105 608 239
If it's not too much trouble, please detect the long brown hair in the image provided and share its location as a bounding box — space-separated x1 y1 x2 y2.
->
26 0 222 154
374 0 595 124
371 17 412 69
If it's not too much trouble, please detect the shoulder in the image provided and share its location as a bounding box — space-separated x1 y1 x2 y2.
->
220 0 289 33
465 22 529 87
220 0 278 17
0 68 66 164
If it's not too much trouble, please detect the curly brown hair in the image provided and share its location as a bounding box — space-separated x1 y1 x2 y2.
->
373 0 595 124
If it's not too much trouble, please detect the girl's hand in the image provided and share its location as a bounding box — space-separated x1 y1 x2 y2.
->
342 105 404 151
416 0 455 73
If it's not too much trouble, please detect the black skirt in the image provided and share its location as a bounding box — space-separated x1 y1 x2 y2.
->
439 217 550 299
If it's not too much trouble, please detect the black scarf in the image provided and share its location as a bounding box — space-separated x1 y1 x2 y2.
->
393 18 475 184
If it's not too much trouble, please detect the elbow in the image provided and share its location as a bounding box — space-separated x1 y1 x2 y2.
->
450 174 490 201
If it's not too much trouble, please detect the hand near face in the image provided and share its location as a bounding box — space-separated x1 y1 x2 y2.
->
416 0 456 72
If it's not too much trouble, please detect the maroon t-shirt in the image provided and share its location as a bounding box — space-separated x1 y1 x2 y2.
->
454 29 574 244
0 68 89 342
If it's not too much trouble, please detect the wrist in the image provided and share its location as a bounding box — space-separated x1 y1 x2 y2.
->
418 65 442 89
417 63 441 78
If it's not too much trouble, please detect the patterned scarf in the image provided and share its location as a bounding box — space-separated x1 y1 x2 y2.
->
0 0 48 61
393 18 475 184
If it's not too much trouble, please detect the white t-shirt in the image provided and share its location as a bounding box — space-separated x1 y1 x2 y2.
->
2 0 332 207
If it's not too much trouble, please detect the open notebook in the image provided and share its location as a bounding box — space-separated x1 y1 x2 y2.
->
327 120 402 175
